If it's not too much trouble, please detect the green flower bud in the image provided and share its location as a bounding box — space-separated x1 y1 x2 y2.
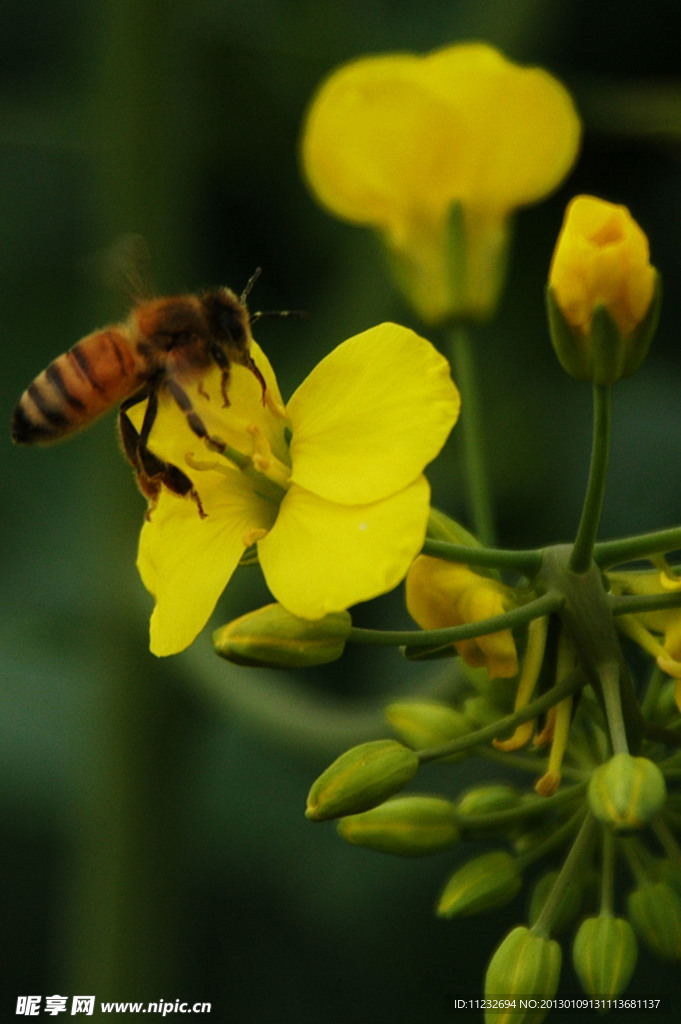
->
305 740 419 822
458 783 521 817
588 753 666 831
463 694 503 728
337 795 459 857
385 701 470 761
426 507 483 549
484 926 561 1024
213 603 351 668
572 915 637 998
627 881 681 959
436 850 522 919
528 871 586 936
455 784 521 841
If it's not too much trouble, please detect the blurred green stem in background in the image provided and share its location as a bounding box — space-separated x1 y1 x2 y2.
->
63 0 189 999
447 323 496 547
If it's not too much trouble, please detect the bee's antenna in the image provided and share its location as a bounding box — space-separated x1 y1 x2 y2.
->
241 267 307 324
240 267 262 305
250 309 307 325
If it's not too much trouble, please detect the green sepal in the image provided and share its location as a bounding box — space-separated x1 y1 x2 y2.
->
484 926 561 1023
426 506 483 549
588 753 666 831
436 850 522 918
621 269 662 378
385 701 470 762
546 283 590 380
337 794 459 857
627 881 681 959
305 739 419 822
213 604 351 669
572 915 638 998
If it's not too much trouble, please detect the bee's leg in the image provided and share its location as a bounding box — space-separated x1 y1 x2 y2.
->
118 388 206 518
164 376 228 455
208 342 233 407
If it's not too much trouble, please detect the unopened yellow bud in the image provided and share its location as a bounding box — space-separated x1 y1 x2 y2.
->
547 194 660 384
572 915 637 998
305 740 419 822
385 701 470 761
406 556 518 678
436 851 522 918
337 794 459 856
588 753 666 831
627 882 681 959
213 603 351 668
484 926 561 1024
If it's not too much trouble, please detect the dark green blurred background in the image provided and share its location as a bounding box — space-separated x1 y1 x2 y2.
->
4 1 681 1020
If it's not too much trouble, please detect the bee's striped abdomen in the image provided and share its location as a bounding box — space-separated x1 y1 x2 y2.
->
11 327 144 445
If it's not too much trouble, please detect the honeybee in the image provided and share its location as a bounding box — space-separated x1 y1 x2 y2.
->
11 269 273 516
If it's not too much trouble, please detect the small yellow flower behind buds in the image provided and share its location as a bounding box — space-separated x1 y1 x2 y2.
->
213 603 351 668
587 753 666 831
406 556 518 678
305 740 419 822
484 926 561 1024
547 195 660 385
436 851 522 918
572 915 638 998
627 882 681 960
337 795 459 857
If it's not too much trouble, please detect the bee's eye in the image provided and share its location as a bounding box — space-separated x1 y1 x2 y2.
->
217 307 245 342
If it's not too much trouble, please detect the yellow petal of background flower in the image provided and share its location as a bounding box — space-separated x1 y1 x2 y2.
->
301 42 580 232
258 477 431 619
286 323 459 504
138 473 276 656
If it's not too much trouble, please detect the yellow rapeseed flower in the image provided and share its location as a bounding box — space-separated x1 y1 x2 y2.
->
131 325 460 656
405 556 518 678
301 42 581 323
547 195 660 383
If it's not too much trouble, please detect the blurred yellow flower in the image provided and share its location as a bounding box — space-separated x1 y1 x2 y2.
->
405 556 518 678
609 568 681 684
132 325 460 656
547 195 660 383
301 42 581 323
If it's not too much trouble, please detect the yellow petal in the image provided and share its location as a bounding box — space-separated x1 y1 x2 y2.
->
137 474 275 656
287 323 459 504
258 476 430 619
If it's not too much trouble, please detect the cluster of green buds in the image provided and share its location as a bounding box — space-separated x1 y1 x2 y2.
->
210 186 681 1017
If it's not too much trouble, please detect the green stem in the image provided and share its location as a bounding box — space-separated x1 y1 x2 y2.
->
570 383 612 573
416 669 584 764
447 323 495 546
600 827 615 916
599 660 630 755
595 526 681 569
457 783 585 832
348 591 562 649
609 590 681 616
516 808 587 872
421 538 542 577
531 812 598 938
